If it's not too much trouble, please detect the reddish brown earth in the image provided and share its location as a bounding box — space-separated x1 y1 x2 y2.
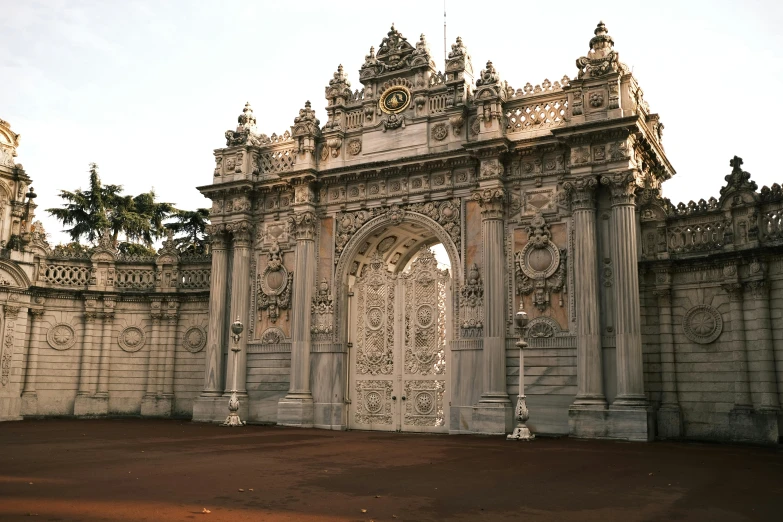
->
0 419 781 522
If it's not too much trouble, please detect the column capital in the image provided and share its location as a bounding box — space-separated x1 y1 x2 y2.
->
563 176 598 211
29 307 45 318
600 171 638 206
289 211 317 241
472 187 506 219
293 183 317 206
721 282 744 301
744 280 767 300
226 220 253 248
206 224 229 250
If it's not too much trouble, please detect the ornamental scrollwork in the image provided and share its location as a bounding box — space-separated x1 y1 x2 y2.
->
257 239 293 323
288 211 317 241
575 22 629 79
460 263 484 332
515 213 567 311
311 278 334 336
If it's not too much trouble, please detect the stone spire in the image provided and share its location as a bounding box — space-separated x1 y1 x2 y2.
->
224 102 259 146
720 156 758 199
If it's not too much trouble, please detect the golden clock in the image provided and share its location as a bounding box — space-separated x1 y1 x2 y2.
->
379 86 411 114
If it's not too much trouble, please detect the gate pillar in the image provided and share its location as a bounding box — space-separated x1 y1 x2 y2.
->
472 184 513 434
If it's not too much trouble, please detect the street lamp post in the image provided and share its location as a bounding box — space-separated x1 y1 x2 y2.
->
221 317 245 427
507 303 534 441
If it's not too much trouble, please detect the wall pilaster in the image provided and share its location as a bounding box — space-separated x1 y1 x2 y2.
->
21 308 45 411
564 176 606 410
278 185 316 427
200 227 228 396
653 278 682 438
601 172 647 408
225 221 252 396
744 280 780 411
722 282 753 410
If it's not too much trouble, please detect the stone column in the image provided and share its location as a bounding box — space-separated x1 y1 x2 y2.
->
200 227 228 396
225 221 252 395
141 302 162 416
654 279 682 438
745 280 780 411
77 310 98 396
278 206 317 427
722 283 752 409
96 311 114 396
471 186 512 434
21 308 45 398
163 304 179 397
601 172 647 408
564 176 606 409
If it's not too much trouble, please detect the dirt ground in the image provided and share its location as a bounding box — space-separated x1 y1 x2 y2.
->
0 419 781 522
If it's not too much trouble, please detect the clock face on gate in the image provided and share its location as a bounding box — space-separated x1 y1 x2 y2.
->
379 86 411 114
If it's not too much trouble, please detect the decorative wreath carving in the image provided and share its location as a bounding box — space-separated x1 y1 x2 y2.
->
118 326 146 353
683 305 723 344
46 323 77 351
183 326 207 353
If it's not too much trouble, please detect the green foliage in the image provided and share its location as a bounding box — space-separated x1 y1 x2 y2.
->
117 242 158 257
165 208 210 253
47 163 181 250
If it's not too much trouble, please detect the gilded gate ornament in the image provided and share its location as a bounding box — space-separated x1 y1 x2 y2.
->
355 252 395 376
515 213 566 311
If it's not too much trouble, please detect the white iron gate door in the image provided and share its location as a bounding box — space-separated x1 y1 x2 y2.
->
349 249 450 433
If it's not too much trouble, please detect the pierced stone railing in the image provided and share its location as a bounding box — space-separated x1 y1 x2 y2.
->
258 148 296 174
42 262 90 287
505 98 568 133
115 267 155 290
666 219 731 254
429 93 448 114
761 209 783 242
179 266 211 290
346 110 364 130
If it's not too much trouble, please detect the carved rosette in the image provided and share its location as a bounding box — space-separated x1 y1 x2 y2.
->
472 188 506 219
515 213 567 311
403 380 445 427
682 305 723 344
601 172 638 206
118 326 146 353
563 176 598 211
182 326 207 353
47 323 77 351
288 211 317 241
354 380 394 425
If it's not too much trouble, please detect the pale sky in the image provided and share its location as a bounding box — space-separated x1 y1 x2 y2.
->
2 0 781 245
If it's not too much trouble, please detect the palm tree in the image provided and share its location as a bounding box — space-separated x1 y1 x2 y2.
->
165 208 210 253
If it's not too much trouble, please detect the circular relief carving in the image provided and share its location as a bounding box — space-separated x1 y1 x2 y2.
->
118 326 146 353
376 236 397 254
260 265 289 297
367 307 384 330
414 392 434 415
431 123 448 141
183 326 206 353
519 241 560 280
379 85 411 114
416 305 435 328
47 323 77 351
348 139 362 155
683 305 723 345
365 391 383 413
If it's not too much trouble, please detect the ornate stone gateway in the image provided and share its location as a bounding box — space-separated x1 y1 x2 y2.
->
350 250 449 432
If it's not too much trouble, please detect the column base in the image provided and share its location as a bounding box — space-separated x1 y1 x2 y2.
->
569 404 654 442
656 405 683 439
570 395 608 409
728 408 779 445
141 395 173 417
0 396 22 421
20 392 38 416
472 401 513 435
74 394 109 417
277 395 314 428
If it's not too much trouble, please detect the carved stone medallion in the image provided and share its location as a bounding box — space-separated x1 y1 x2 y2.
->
683 305 723 344
431 123 448 141
47 323 77 351
379 85 411 114
183 326 207 353
348 138 362 155
118 326 146 353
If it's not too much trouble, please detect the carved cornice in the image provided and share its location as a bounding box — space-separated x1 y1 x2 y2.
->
472 188 506 219
600 171 637 206
563 176 598 211
289 211 317 241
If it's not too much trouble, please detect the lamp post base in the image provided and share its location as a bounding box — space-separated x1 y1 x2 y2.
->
507 395 535 441
220 391 245 427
